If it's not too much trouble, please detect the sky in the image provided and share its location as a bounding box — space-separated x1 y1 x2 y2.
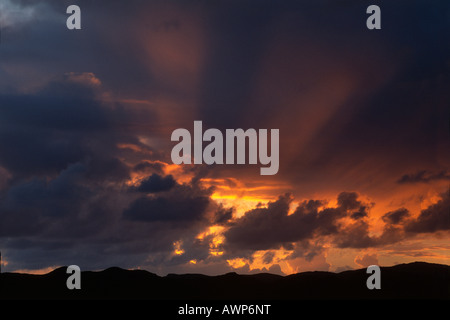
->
0 0 449 275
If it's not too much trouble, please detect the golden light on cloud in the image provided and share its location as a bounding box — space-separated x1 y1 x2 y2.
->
210 192 265 218
226 249 294 274
226 258 247 269
173 240 184 256
420 191 444 210
196 225 225 257
196 225 225 240
125 170 150 188
203 177 291 218
163 163 194 185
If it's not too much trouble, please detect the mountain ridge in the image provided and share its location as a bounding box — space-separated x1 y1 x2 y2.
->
0 261 448 299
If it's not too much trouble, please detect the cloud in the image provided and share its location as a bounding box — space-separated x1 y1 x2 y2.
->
382 208 410 225
333 220 375 249
224 192 369 252
213 205 234 225
262 251 275 264
223 190 450 256
337 192 450 248
337 191 362 211
64 72 102 87
0 73 162 270
233 263 285 276
0 0 51 29
0 162 115 238
0 77 110 177
397 170 450 184
354 253 378 268
286 251 331 273
84 156 129 182
131 174 176 193
123 184 211 224
133 161 164 174
405 192 450 233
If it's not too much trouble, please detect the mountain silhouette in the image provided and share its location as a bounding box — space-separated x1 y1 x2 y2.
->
0 262 448 299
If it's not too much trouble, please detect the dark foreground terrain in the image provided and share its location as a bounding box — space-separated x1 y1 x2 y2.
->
0 262 448 299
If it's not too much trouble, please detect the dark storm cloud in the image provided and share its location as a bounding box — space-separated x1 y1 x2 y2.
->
0 79 118 177
0 162 115 238
0 82 105 130
224 192 369 251
0 73 161 270
131 174 176 193
224 194 293 251
337 191 370 219
133 161 164 174
337 191 362 211
397 170 450 184
0 0 205 271
84 156 130 182
405 192 450 233
0 77 131 268
123 184 211 223
334 192 450 248
382 208 410 225
213 205 234 225
333 220 375 248
0 0 180 104
0 163 215 271
224 191 450 253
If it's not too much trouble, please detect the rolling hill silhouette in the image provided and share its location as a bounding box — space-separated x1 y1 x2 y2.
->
0 262 448 299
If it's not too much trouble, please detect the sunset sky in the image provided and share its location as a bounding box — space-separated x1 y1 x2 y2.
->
0 0 449 276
